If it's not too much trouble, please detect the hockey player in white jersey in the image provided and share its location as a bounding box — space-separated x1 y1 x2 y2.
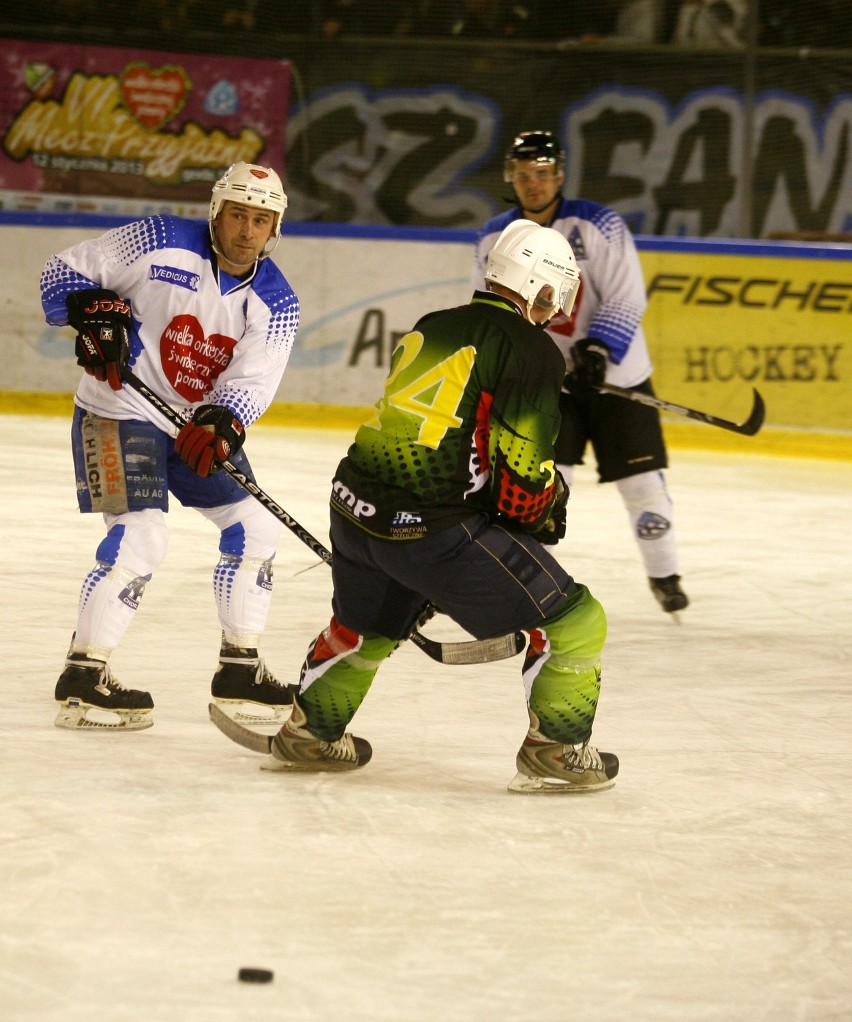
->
471 131 688 614
41 162 300 730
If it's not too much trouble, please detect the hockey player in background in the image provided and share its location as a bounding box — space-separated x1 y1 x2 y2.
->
40 162 300 731
249 219 619 793
471 131 688 614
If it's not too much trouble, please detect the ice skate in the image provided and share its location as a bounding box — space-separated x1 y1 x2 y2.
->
649 574 689 614
211 640 295 724
54 655 154 731
260 697 372 772
508 729 618 793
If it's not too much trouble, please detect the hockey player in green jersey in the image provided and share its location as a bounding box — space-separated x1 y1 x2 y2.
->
266 219 619 792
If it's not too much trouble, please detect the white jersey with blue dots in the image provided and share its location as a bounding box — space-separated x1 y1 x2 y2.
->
41 215 300 433
471 198 652 389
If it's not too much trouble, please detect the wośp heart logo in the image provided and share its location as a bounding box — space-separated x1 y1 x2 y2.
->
161 315 237 402
120 62 191 131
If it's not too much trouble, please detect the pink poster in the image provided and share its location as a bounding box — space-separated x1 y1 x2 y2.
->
0 39 290 216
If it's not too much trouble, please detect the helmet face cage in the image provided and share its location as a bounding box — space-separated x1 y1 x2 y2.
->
485 220 580 322
209 162 288 258
503 131 565 183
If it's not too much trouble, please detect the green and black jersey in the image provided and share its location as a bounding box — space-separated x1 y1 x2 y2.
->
331 292 565 541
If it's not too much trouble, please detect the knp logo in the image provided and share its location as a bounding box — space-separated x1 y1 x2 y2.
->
160 315 237 402
332 480 376 518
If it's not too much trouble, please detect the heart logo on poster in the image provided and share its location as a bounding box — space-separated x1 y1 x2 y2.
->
120 62 190 130
161 316 237 403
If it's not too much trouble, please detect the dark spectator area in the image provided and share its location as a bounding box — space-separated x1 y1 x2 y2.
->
8 1 852 50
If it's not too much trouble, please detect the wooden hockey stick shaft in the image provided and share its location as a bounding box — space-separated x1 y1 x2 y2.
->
121 369 525 665
598 383 765 436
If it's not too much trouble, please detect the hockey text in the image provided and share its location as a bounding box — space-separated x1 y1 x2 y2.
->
684 345 842 383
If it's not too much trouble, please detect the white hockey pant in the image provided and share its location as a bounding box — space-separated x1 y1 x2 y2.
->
71 498 281 660
558 465 678 579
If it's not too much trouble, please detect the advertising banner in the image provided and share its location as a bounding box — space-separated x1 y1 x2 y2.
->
3 221 849 446
0 40 290 217
641 243 851 432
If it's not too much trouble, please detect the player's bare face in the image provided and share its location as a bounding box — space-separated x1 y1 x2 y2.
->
508 161 563 221
213 201 276 274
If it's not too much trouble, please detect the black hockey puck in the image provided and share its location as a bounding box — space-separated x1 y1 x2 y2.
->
238 967 274 983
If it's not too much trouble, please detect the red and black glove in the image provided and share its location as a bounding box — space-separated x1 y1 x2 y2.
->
564 337 609 397
66 289 132 392
175 405 245 478
536 471 569 546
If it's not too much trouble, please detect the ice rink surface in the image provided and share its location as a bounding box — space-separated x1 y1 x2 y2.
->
1 413 850 1022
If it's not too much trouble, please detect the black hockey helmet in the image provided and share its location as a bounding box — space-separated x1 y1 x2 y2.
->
503 131 565 181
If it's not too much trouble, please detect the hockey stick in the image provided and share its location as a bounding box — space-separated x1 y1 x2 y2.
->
209 702 273 753
597 383 765 436
121 369 525 665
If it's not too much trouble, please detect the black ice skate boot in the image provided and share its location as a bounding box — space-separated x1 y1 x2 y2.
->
55 654 154 731
649 574 689 613
210 638 295 724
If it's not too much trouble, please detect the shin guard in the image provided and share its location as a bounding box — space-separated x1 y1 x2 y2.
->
617 470 679 579
297 617 398 741
522 584 607 746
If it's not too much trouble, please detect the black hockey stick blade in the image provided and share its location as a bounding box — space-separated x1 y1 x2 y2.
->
409 628 526 665
733 388 766 436
599 383 766 436
209 703 273 754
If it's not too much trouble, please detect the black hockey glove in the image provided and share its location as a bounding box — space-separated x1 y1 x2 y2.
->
176 405 245 478
66 288 132 392
564 337 609 397
536 471 569 546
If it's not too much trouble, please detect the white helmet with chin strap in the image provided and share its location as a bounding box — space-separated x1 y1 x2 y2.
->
209 161 288 260
484 218 580 323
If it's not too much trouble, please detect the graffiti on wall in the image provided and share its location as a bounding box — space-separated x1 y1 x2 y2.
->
286 86 497 227
567 88 852 237
287 80 852 238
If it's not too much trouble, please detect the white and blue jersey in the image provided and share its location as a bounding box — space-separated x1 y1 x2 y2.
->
41 215 300 434
471 199 652 389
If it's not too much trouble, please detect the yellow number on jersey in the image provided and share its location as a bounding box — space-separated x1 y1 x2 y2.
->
363 332 476 449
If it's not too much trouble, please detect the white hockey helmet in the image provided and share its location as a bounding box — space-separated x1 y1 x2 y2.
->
209 161 288 259
484 219 580 323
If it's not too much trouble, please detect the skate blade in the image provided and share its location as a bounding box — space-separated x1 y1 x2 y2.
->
258 755 363 773
212 698 291 726
259 756 296 772
506 770 616 794
54 701 153 732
